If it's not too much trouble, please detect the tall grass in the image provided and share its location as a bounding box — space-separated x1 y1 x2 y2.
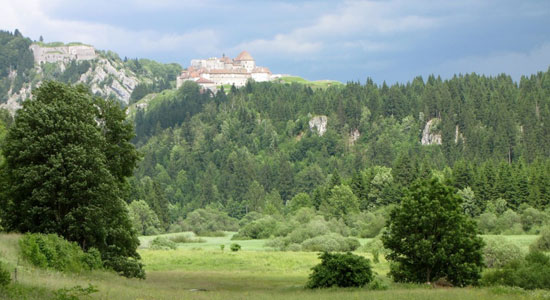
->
0 233 548 300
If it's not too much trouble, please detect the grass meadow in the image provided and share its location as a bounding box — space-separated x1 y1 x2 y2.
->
1 232 548 300
275 76 343 89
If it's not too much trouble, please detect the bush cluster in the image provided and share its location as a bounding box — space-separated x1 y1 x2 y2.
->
477 205 549 235
103 256 145 279
19 233 102 272
169 234 205 244
301 234 360 252
180 208 238 236
483 237 523 268
482 250 550 289
0 262 10 287
230 243 241 252
262 212 361 252
232 216 278 240
531 227 550 252
149 237 177 250
307 252 373 288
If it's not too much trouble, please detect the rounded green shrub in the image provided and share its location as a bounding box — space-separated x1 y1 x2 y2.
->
478 212 498 234
496 210 523 235
520 206 548 233
531 227 550 251
230 243 241 252
345 237 361 251
169 234 206 243
232 217 278 240
301 235 341 252
149 237 177 250
307 252 373 288
103 256 145 279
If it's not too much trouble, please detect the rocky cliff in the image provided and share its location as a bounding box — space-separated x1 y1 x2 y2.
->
421 118 442 145
309 115 328 136
1 39 179 114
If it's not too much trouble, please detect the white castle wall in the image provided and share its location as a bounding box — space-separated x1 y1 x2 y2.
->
240 60 255 72
207 73 249 86
30 44 97 64
180 51 273 90
251 72 270 82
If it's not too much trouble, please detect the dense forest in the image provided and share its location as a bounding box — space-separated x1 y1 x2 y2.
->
0 30 34 102
2 27 550 240
129 69 550 235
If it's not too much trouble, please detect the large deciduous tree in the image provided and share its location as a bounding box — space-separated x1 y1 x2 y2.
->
0 81 143 277
382 178 484 286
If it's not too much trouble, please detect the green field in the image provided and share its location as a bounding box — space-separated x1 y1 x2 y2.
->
275 76 343 89
0 232 547 299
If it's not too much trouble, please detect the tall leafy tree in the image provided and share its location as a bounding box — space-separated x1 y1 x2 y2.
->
382 178 484 286
0 81 143 277
320 184 359 219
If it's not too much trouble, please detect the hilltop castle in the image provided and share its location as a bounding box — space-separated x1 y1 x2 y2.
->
30 43 97 64
176 51 275 92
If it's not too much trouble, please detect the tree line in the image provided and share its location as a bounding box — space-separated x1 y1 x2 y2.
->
131 68 550 226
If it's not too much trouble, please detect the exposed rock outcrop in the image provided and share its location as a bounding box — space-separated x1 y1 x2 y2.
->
349 128 360 145
81 58 138 104
421 118 442 145
455 125 465 143
309 115 328 136
1 43 140 113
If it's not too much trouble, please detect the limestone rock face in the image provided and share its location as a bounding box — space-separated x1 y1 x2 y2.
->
349 128 360 145
309 115 328 136
81 58 138 104
0 44 140 113
421 118 442 145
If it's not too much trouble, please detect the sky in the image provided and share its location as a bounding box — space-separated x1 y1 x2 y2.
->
1 0 549 83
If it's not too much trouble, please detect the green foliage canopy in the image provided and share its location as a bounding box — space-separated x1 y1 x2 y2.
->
382 178 484 286
0 81 142 277
307 252 373 288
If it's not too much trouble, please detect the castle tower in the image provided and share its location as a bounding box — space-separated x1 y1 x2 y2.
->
235 50 255 72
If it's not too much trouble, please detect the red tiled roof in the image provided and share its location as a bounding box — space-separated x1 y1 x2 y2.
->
235 50 254 61
252 67 271 74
